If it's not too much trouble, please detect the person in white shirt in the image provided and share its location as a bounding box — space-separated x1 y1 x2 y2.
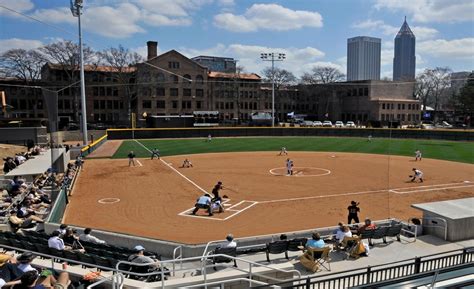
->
222 234 237 248
286 158 294 176
336 226 353 244
48 231 69 250
16 252 37 273
411 168 424 183
55 224 68 236
79 228 106 244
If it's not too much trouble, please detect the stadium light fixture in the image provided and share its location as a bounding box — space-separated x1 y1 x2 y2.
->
260 52 286 127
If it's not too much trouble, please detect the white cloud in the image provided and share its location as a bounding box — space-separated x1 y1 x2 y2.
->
214 4 323 32
31 7 76 25
134 0 212 17
418 38 474 59
141 12 192 27
374 0 474 23
0 38 43 53
381 49 393 66
0 0 34 15
179 43 325 77
217 0 234 6
352 19 438 40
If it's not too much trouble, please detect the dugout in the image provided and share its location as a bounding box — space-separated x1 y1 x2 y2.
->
412 197 474 241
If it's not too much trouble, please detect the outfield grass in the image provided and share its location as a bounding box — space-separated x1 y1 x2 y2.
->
111 137 474 164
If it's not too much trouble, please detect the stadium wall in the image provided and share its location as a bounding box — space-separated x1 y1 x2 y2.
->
107 127 474 141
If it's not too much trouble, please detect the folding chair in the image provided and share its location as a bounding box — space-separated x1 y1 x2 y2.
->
340 236 360 259
309 246 331 271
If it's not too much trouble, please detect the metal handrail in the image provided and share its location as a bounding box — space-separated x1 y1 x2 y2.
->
87 273 124 289
183 277 269 288
115 253 302 288
172 245 183 277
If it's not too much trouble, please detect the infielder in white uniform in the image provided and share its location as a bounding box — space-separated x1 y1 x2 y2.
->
411 168 424 183
286 158 294 176
415 149 422 161
279 147 288 156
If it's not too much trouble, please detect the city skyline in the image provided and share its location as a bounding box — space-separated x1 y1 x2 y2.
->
347 36 381 81
393 17 416 80
0 0 473 79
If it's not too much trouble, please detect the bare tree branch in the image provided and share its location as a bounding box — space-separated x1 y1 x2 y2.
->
300 66 345 84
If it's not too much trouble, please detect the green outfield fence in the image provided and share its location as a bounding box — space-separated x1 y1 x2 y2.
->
47 187 68 224
80 133 108 157
106 127 474 141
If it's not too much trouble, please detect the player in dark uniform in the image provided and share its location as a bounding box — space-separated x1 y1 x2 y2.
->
150 148 160 160
347 201 360 224
211 181 224 213
128 151 136 167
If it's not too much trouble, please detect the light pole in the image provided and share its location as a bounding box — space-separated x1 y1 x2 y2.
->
70 0 88 145
260 52 285 127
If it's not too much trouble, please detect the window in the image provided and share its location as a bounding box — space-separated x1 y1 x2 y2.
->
106 87 112 96
402 104 405 110
100 100 106 109
156 87 165 97
358 88 363 96
398 104 401 110
113 100 119 109
156 100 165 109
113 88 118 96
401 114 405 121
170 88 179 97
94 100 99 109
364 87 369 96
408 114 411 121
142 100 152 109
93 87 98 96
382 103 385 109
181 101 191 109
408 104 411 110
195 75 204 84
183 88 192 97
381 114 385 121
156 73 165 82
107 100 112 109
64 99 70 109
195 89 204 97
171 75 179 84
120 101 124 109
183 74 191 84
196 101 202 109
172 101 178 109
168 61 180 69
58 100 63 109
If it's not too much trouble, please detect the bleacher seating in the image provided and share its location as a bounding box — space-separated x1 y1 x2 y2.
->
359 224 403 246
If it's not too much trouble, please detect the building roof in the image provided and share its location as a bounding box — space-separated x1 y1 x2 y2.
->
192 55 235 61
146 50 208 70
396 17 415 38
373 98 419 102
45 63 136 73
412 197 474 220
208 71 261 80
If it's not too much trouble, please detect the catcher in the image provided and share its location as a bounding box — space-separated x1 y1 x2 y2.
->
410 168 424 183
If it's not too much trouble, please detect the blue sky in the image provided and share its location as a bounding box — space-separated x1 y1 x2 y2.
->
0 0 473 79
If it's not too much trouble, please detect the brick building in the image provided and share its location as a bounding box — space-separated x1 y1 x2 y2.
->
0 78 45 119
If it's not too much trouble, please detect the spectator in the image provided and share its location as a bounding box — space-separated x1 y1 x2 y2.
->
0 253 22 284
279 234 287 241
12 270 70 289
306 232 325 249
62 228 80 247
48 231 70 251
336 226 353 244
222 234 237 248
16 252 37 273
79 228 106 245
128 245 159 269
55 224 68 236
3 157 17 174
358 218 377 233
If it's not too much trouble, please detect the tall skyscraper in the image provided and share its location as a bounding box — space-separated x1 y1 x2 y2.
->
347 36 381 81
393 17 416 81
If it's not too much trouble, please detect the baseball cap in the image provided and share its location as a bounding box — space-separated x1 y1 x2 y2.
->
17 252 36 263
133 245 145 252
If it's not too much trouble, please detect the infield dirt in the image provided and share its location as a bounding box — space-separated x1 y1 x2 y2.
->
64 152 474 244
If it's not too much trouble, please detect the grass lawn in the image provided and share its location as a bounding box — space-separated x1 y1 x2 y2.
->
111 137 474 164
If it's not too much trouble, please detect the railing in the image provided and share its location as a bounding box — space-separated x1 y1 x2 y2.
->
253 247 474 288
172 245 183 277
87 273 124 289
115 253 302 288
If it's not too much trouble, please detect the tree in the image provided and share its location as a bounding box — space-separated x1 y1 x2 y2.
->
0 49 46 81
40 40 96 122
98 45 143 125
415 67 452 122
261 67 296 89
453 73 474 126
300 66 345 84
0 49 47 116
